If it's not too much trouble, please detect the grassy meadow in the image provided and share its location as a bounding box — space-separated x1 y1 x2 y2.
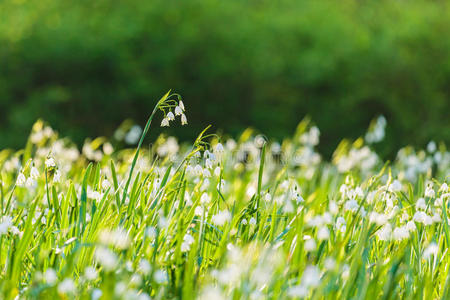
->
0 93 449 299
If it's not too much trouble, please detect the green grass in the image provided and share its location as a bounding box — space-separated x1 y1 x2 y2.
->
0 93 448 299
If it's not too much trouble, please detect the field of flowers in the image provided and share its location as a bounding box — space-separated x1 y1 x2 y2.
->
0 93 449 299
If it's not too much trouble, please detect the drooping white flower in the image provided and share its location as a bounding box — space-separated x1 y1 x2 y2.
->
101 179 111 190
301 265 321 287
58 278 75 294
25 177 37 189
324 257 336 270
393 226 409 241
161 118 170 127
138 259 152 275
30 166 40 180
167 111 175 121
377 224 392 241
16 172 26 187
195 206 204 216
178 100 185 111
416 198 427 210
98 228 130 250
181 233 195 252
200 193 210 205
214 143 224 154
212 210 231 226
425 185 435 198
92 289 102 300
344 199 359 212
53 170 61 183
317 226 330 240
0 216 13 236
154 269 168 284
413 211 433 225
45 157 56 168
174 106 183 116
369 212 388 226
432 212 442 223
427 141 437 153
94 247 118 271
181 114 188 125
84 266 98 281
44 268 58 285
423 242 439 259
249 217 257 225
336 217 346 233
287 285 308 298
388 180 402 192
406 220 417 232
125 125 142 144
304 238 317 251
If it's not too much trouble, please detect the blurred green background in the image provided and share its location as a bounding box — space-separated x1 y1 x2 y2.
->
1 0 449 158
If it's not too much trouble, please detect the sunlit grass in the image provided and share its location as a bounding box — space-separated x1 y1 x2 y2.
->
0 93 449 299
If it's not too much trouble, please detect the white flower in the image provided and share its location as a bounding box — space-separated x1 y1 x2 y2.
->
161 118 170 127
101 179 111 190
167 111 175 121
288 285 308 298
181 233 195 252
44 268 58 285
249 217 257 225
214 166 221 177
215 143 224 153
423 242 439 259
406 221 417 232
53 170 61 183
324 257 336 270
98 228 130 250
195 206 204 216
413 211 432 225
377 224 392 241
178 100 185 111
92 289 103 300
25 177 37 188
125 125 142 144
388 180 402 192
84 266 98 281
317 226 330 240
212 210 231 226
393 226 409 241
336 217 346 233
302 265 321 287
16 172 26 187
181 113 188 125
425 186 435 198
202 168 211 177
58 278 75 294
138 259 152 275
94 247 118 271
154 269 168 284
427 141 437 153
174 106 183 116
30 166 40 180
432 212 442 223
416 198 427 210
304 238 317 251
344 199 359 212
45 157 56 168
200 193 210 205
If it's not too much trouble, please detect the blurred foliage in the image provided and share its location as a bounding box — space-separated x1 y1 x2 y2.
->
0 0 449 158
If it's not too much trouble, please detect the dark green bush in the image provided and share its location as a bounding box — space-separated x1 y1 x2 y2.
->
0 0 449 158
